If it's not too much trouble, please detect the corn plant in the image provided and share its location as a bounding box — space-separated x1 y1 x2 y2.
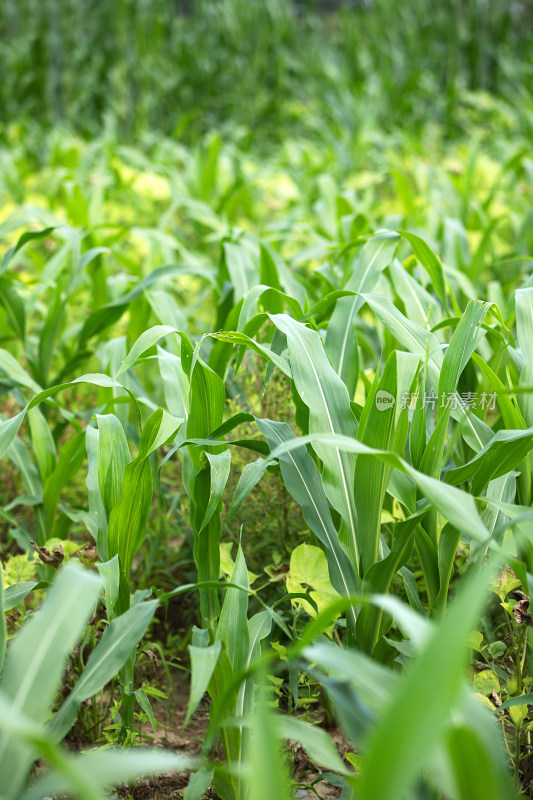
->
1 6 533 794
0 563 191 800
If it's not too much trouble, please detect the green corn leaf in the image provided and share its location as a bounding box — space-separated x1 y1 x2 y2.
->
247 611 272 666
0 689 192 800
304 639 399 715
354 351 419 575
223 241 257 300
27 406 56 482
388 258 443 329
398 230 447 309
183 767 214 800
211 329 291 377
186 641 222 725
134 687 157 733
362 293 492 452
356 513 424 654
0 410 27 461
200 450 231 531
410 352 429 470
42 431 86 535
0 568 5 675
248 677 291 800
0 564 101 797
236 610 274 733
158 345 190 422
362 291 443 380
0 279 26 340
96 555 120 619
259 243 282 293
231 432 489 544
270 314 359 568
323 296 360 399
255 417 359 636
237 285 303 332
8 435 43 504
0 373 138 460
38 286 66 385
415 526 440 605
216 545 250 676
515 287 533 426
0 349 42 395
186 355 226 630
325 231 399 397
79 262 214 345
96 413 131 517
49 599 158 741
115 324 175 378
346 231 400 297
20 748 194 800
279 716 350 775
445 427 533 495
438 300 488 400
2 581 50 613
1 227 56 275
86 426 108 557
418 300 491 546
445 713 515 800
471 353 526 429
141 409 184 459
432 523 462 611
358 567 503 800
107 409 182 579
187 358 226 468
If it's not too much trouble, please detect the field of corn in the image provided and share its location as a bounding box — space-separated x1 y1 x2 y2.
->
1 1 533 798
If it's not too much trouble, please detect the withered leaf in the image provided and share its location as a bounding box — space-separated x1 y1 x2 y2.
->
511 590 533 626
490 690 502 708
30 540 64 569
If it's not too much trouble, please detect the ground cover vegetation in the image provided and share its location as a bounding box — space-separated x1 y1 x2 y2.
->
1 0 533 797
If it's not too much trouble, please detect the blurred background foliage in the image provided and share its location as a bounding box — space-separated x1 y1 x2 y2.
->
1 0 532 144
